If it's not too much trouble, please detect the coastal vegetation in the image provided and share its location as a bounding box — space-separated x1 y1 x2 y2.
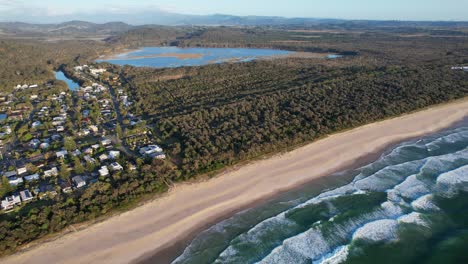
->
0 22 467 257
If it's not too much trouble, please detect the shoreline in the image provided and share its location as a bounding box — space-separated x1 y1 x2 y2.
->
137 114 468 264
2 98 468 264
97 46 334 64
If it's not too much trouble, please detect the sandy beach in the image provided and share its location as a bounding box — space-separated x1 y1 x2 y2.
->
3 99 468 264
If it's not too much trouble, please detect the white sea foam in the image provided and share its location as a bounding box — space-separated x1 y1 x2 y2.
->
256 229 330 264
390 174 430 200
353 160 424 192
436 164 468 195
398 212 428 227
381 201 404 217
411 194 439 211
352 219 398 242
316 245 349 264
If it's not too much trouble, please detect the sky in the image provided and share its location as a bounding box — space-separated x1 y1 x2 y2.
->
0 0 467 23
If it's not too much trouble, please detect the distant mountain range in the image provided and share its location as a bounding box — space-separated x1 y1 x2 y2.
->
1 13 468 38
1 9 467 27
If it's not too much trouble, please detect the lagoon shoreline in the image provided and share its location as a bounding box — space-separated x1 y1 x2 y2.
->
2 99 468 264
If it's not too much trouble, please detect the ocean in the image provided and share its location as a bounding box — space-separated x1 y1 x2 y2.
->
170 125 468 264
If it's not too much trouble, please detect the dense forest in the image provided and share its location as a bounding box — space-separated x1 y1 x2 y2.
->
122 60 468 176
0 23 468 255
0 40 108 91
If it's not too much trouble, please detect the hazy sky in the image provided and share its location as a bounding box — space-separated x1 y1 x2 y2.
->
0 0 467 22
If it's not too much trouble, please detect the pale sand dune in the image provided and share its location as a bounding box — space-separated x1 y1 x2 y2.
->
3 99 468 264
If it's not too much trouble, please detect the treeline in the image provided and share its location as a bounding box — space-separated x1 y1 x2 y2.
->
123 61 468 177
0 40 107 91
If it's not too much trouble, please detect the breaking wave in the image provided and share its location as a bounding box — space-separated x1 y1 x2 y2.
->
172 126 468 264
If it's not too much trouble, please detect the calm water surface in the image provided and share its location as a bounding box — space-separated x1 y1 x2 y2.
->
97 47 293 68
55 71 80 90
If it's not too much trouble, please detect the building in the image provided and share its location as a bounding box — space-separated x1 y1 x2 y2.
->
72 176 86 188
99 166 109 177
151 153 167 160
24 174 40 182
99 154 109 162
109 162 123 171
19 190 33 202
139 145 163 156
43 167 59 177
59 180 72 193
8 176 23 186
1 194 21 210
30 138 41 148
56 150 68 159
17 167 27 176
84 155 96 164
109 150 120 160
101 138 112 146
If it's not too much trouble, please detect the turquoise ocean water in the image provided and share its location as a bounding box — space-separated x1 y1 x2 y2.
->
171 125 468 264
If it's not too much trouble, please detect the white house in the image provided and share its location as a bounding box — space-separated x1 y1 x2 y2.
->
99 154 109 162
20 190 33 202
1 194 21 210
109 150 120 160
56 150 68 159
99 166 110 177
109 162 123 171
101 138 112 146
72 176 86 188
90 68 106 75
139 145 163 156
17 167 27 176
43 167 58 177
8 176 23 186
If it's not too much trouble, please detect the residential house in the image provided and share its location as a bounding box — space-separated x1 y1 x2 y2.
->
40 142 50 149
8 176 23 186
38 183 57 198
72 176 86 188
101 138 112 146
83 148 93 155
99 154 109 162
56 150 68 159
72 149 82 157
84 155 96 164
24 174 40 182
139 145 163 156
19 190 33 202
1 194 21 210
151 153 167 160
17 167 27 176
43 167 58 177
89 125 99 133
109 162 123 171
109 150 120 160
30 138 41 148
59 180 72 193
98 166 110 177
